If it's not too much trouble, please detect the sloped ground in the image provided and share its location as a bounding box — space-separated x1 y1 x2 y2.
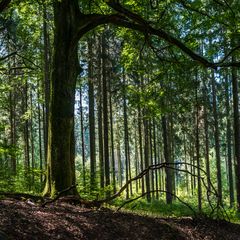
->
0 199 240 240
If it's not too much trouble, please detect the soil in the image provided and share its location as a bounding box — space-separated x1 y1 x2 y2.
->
0 199 240 240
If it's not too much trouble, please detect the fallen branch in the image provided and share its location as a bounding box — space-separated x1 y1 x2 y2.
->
41 184 78 207
0 192 44 202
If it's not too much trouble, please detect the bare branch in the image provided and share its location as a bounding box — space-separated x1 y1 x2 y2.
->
0 51 17 61
117 190 196 216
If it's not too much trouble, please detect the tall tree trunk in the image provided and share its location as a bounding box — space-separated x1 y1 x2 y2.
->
225 72 234 207
23 81 30 173
30 88 35 187
211 70 222 204
195 88 202 212
134 123 139 193
149 121 155 198
203 81 211 191
117 123 122 188
162 116 172 204
43 0 80 197
37 80 43 185
138 106 145 195
109 79 116 193
9 88 16 175
101 32 110 191
88 37 96 191
123 71 130 199
143 118 151 202
153 120 159 199
79 87 86 187
231 33 240 211
97 37 104 188
43 3 51 166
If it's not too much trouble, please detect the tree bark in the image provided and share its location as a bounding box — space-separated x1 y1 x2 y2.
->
88 37 96 191
211 70 222 204
102 32 110 191
43 0 80 197
162 116 172 204
224 71 234 207
79 87 86 187
231 33 240 211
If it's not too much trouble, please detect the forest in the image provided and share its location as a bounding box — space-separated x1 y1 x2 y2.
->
1 0 240 239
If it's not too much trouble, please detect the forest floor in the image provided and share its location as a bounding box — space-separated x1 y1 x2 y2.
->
0 199 240 240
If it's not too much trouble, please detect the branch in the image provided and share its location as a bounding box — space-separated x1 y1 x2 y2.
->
41 184 78 207
103 1 240 68
0 192 44 202
0 51 17 61
117 190 196 217
218 45 240 63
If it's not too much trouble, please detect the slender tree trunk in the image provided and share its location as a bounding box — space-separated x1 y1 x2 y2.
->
138 106 145 195
183 133 189 194
101 33 110 191
203 81 211 191
162 116 172 204
134 123 139 193
37 81 43 185
79 87 86 187
143 118 151 202
43 3 51 166
23 81 30 172
88 37 96 191
97 37 104 188
231 33 240 211
211 70 222 204
9 89 16 174
195 88 202 212
224 72 234 207
149 121 155 198
123 72 130 199
117 123 122 188
30 88 35 187
109 80 116 193
153 120 159 199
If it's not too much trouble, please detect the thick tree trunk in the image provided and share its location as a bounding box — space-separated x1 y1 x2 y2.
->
43 0 80 197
